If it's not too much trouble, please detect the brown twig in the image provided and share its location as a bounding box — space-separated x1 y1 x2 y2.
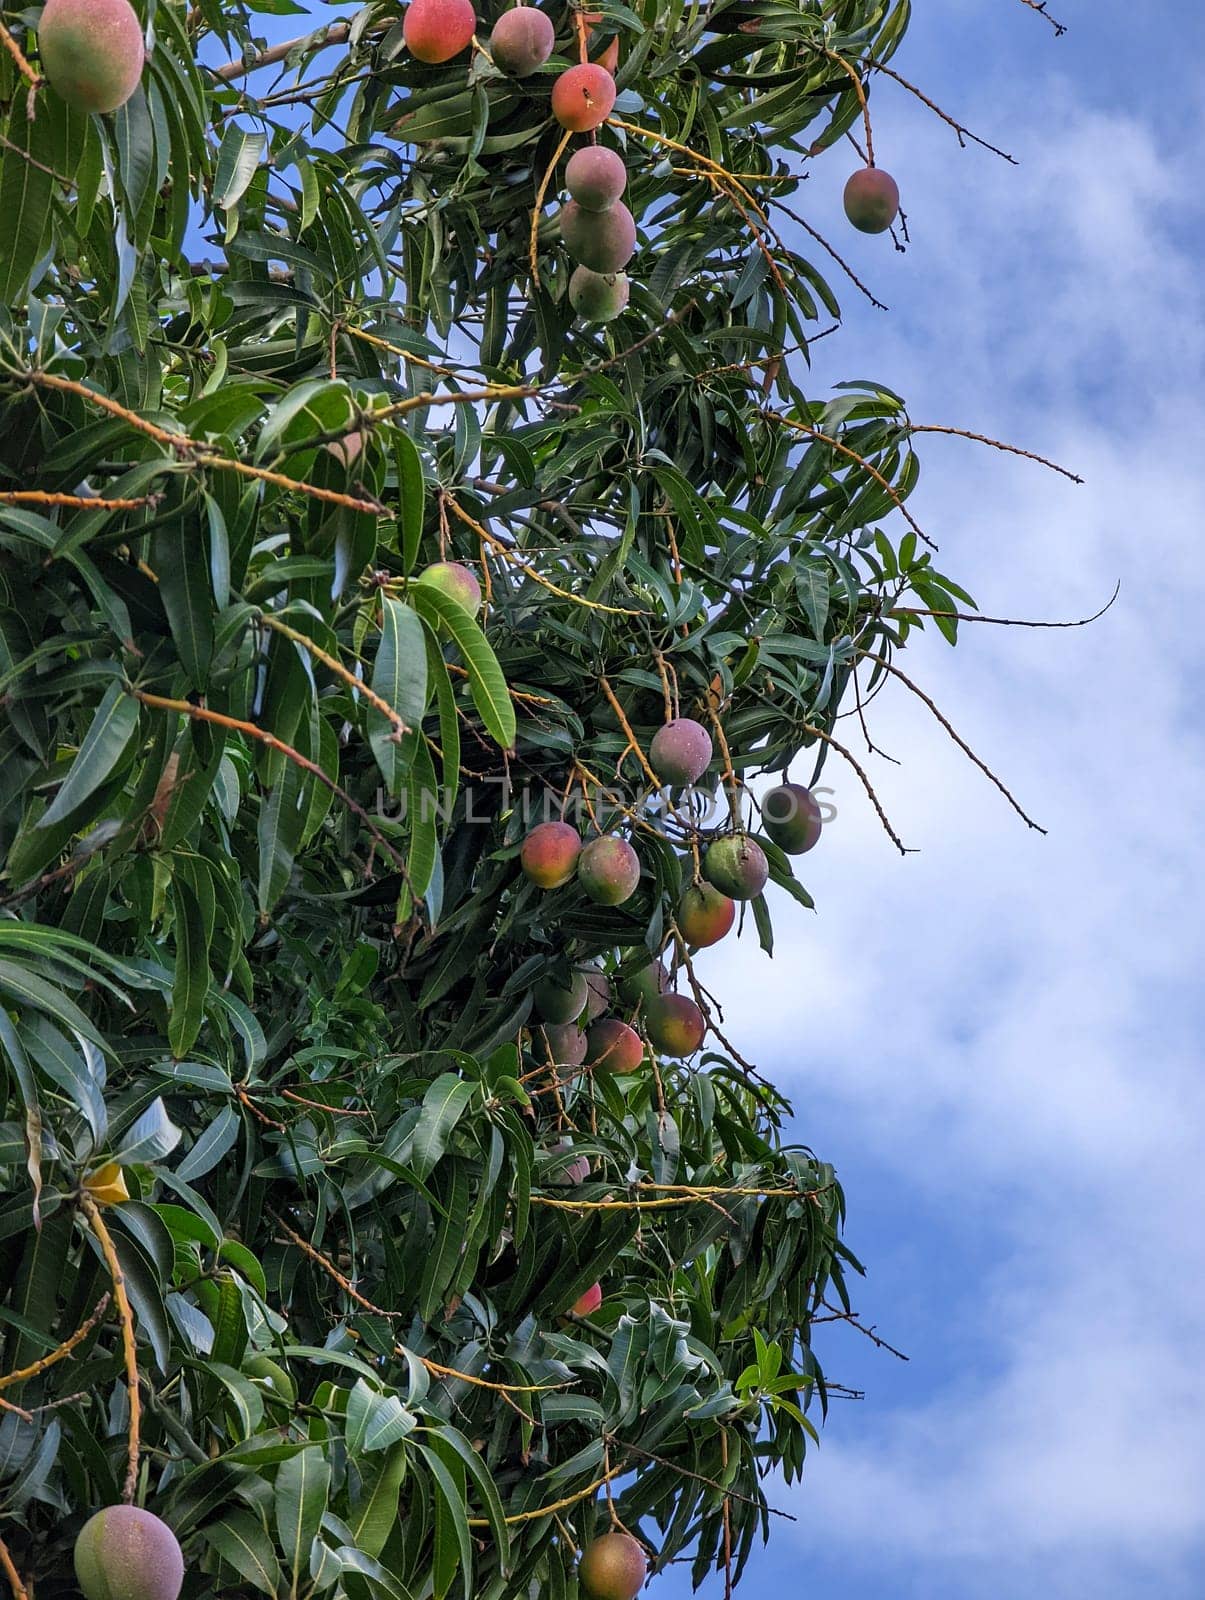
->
444 494 642 615
529 128 574 283
802 722 911 855
906 424 1081 482
25 372 388 517
0 1294 111 1392
0 490 158 510
131 690 415 878
0 20 40 91
274 1214 565 1395
280 1088 374 1117
862 57 1016 163
79 1195 141 1502
814 1299 909 1361
761 409 934 550
857 651 1046 833
257 611 412 739
824 51 874 166
1014 0 1066 36
468 1462 627 1528
887 582 1119 631
599 677 660 788
0 1533 29 1600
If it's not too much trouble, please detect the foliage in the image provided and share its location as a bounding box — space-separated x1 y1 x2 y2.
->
0 0 1017 1594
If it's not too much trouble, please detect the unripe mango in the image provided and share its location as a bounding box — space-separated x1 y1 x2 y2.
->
678 882 735 948
550 62 615 130
560 199 636 273
703 834 768 901
489 4 553 73
403 0 476 61
569 267 629 323
415 560 482 617
38 0 145 114
74 1506 184 1600
521 820 582 887
578 836 640 905
565 146 627 211
578 1531 647 1600
534 968 589 1023
643 993 706 1057
843 166 900 234
617 955 668 1009
649 717 712 786
585 1018 643 1074
761 782 822 854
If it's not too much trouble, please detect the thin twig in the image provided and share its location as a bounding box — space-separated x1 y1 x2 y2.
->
815 1299 909 1361
274 1214 566 1395
257 611 412 739
530 129 574 283
761 408 934 550
79 1195 141 1502
858 651 1046 833
468 1463 627 1528
0 20 39 90
906 423 1081 482
802 722 911 855
0 1295 110 1392
888 582 1119 631
824 51 874 166
863 57 1016 163
1014 0 1066 36
0 1533 29 1600
131 690 416 879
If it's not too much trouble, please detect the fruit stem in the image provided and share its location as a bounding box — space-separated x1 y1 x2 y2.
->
823 50 874 165
79 1194 142 1503
0 1532 29 1600
0 21 40 93
528 127 574 284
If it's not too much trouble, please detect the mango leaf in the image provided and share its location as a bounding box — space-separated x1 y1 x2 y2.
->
275 1447 331 1595
203 1509 282 1595
368 598 428 796
410 587 515 750
411 1075 475 1179
36 683 139 831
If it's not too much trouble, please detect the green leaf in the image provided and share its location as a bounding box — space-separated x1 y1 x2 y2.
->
369 598 428 796
203 1509 282 1595
36 683 139 831
345 1379 417 1456
0 86 54 303
257 758 306 913
168 872 211 1057
275 1447 331 1596
410 587 515 750
153 520 216 689
394 432 425 574
346 1443 408 1559
411 1074 475 1179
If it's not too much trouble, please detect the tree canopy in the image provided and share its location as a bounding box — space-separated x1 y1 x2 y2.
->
0 0 1048 1594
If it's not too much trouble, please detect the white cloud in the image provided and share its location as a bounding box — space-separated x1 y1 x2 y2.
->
685 70 1205 1600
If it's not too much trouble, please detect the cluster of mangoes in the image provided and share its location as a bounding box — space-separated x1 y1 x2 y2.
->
521 712 824 1073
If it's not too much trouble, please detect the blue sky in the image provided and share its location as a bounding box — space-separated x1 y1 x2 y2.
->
675 3 1205 1596
221 1 1205 1593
